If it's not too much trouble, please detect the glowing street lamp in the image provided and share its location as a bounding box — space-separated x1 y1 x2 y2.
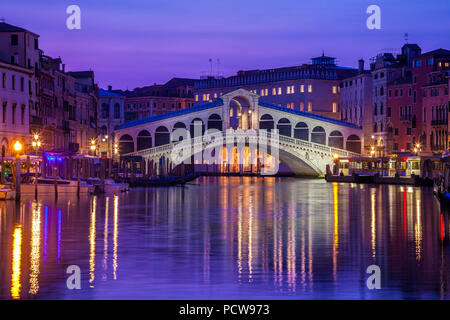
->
13 141 22 153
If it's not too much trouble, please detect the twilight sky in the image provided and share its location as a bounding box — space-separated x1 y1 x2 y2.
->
1 0 449 90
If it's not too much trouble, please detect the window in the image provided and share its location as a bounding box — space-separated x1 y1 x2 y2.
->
332 102 337 113
427 58 433 66
2 73 5 88
11 34 18 46
21 105 25 125
332 86 337 94
286 86 295 94
300 85 304 93
2 102 6 123
34 38 39 50
307 101 312 112
394 143 398 150
407 128 411 136
20 77 24 92
300 102 304 111
195 95 198 102
11 75 15 90
394 128 399 136
387 107 391 117
272 88 276 95
415 60 422 67
308 85 312 93
12 104 16 124
277 87 282 95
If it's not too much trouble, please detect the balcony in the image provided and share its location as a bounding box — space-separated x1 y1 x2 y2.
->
431 119 447 126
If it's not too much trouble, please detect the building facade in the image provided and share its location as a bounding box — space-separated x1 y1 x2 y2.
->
339 59 373 152
0 60 32 156
124 78 195 122
193 54 358 120
98 86 125 157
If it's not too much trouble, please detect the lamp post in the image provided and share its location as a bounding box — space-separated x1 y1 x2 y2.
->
13 140 22 201
31 134 41 199
90 138 97 156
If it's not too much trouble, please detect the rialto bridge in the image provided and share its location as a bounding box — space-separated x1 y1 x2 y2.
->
114 89 363 176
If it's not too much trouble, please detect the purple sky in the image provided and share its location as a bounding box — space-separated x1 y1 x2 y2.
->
1 0 449 89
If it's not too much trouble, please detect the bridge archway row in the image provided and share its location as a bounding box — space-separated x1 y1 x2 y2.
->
116 108 225 153
257 112 362 153
116 105 362 155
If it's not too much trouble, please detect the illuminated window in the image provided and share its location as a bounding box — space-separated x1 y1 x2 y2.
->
264 88 268 96
261 89 264 96
214 93 217 98
287 85 295 94
272 88 276 95
195 95 198 102
230 108 233 117
300 85 304 93
332 86 337 94
300 102 304 111
308 85 312 93
332 102 337 113
308 101 312 112
277 87 282 95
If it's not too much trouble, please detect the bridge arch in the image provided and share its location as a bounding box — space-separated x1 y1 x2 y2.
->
277 118 292 137
294 122 309 141
311 126 326 145
137 130 152 151
119 134 134 154
346 134 361 153
155 126 170 147
328 130 343 149
259 114 274 131
207 113 223 131
190 118 205 137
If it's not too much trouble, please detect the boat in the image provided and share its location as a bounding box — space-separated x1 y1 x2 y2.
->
20 178 94 195
86 178 129 194
0 184 16 200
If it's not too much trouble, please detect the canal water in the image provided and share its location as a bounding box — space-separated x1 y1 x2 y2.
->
0 177 449 299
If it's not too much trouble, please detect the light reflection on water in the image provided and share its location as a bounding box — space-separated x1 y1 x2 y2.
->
0 176 449 299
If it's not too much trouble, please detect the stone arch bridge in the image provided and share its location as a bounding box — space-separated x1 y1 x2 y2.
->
114 89 363 176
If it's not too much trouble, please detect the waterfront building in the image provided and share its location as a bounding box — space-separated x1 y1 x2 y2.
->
0 60 32 156
0 22 41 155
370 44 421 156
385 77 415 153
98 86 125 157
124 77 195 122
411 49 450 154
339 59 373 153
193 54 358 120
67 71 99 155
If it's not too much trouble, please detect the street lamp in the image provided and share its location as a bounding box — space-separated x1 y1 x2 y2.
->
13 140 22 200
31 134 41 198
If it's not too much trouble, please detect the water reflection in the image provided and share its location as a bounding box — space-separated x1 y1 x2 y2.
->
0 177 449 299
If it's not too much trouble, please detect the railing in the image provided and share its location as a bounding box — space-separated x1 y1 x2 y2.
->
125 130 361 159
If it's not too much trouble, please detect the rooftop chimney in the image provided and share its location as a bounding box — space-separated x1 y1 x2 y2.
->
108 85 112 91
358 59 365 74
